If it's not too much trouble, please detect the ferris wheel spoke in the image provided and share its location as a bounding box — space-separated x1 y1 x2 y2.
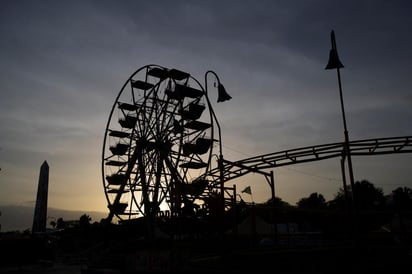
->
135 148 152 212
151 154 166 210
135 92 154 138
144 148 168 208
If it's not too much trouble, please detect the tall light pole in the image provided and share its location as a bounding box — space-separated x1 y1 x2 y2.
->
204 70 232 216
325 30 357 210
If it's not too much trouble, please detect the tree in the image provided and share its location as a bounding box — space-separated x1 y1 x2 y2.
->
391 187 412 212
50 220 56 229
329 180 386 211
79 214 91 227
56 217 65 229
297 192 326 209
265 196 290 208
353 180 386 210
327 187 347 210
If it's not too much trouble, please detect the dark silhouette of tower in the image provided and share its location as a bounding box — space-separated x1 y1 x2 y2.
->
32 161 49 233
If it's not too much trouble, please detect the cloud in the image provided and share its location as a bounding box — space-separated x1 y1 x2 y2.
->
0 1 411 211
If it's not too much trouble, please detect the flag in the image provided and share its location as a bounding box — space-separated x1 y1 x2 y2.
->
241 186 252 195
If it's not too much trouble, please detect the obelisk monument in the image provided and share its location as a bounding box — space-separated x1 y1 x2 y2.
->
32 160 49 233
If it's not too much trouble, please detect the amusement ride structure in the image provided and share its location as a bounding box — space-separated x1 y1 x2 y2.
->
101 64 412 225
102 64 232 223
101 32 412 232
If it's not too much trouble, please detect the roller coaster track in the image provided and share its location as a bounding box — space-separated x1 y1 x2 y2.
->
206 135 412 186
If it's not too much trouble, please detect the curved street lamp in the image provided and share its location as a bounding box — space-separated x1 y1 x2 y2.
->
204 70 232 215
325 30 357 214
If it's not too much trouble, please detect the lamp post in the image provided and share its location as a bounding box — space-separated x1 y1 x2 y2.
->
325 30 357 211
204 70 232 218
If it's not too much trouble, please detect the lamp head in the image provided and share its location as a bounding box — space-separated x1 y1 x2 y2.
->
217 83 232 103
325 30 344 70
325 49 344 70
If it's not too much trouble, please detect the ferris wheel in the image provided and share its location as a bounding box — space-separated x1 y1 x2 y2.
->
102 64 230 222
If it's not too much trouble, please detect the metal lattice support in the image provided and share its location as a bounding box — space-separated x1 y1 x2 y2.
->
206 136 412 186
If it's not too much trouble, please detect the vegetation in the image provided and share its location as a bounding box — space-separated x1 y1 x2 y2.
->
1 180 411 271
263 180 412 212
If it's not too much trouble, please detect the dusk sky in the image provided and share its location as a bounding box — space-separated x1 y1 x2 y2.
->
1 0 411 217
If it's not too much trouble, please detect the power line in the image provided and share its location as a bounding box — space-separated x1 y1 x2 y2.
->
280 166 342 183
222 144 252 157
